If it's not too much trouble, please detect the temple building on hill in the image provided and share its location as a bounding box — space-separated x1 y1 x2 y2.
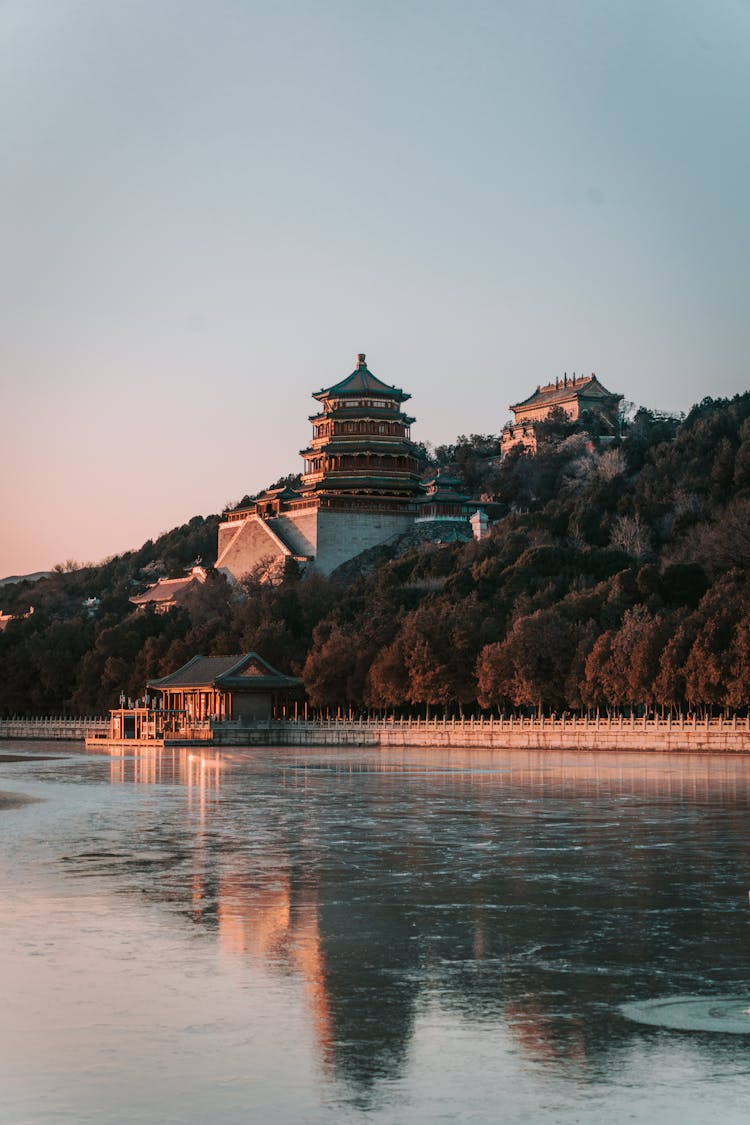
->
130 566 207 614
0 605 34 633
500 372 623 458
216 354 426 581
415 472 470 522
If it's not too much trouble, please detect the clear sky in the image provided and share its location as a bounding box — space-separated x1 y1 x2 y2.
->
1 0 749 577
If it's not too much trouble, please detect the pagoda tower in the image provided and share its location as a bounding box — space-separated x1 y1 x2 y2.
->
300 354 423 512
216 354 423 579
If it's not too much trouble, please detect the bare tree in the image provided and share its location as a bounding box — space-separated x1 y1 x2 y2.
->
597 446 626 482
609 514 652 560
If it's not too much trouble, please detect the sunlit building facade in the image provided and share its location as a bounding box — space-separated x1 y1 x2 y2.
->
501 372 622 457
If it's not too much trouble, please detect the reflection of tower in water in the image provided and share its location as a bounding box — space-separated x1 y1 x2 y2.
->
99 748 727 1085
504 997 587 1064
217 873 334 1070
105 746 223 934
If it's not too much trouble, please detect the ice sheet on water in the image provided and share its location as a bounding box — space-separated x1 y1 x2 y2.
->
620 995 750 1034
6 744 750 1121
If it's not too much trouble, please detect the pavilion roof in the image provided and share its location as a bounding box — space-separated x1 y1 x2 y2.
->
130 575 201 606
418 473 469 504
147 652 301 691
425 471 464 489
313 354 410 403
254 485 301 502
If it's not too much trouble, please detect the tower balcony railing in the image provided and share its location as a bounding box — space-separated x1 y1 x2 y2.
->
302 470 420 485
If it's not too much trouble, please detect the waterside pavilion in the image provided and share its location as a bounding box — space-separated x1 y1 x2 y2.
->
148 653 302 722
88 653 303 748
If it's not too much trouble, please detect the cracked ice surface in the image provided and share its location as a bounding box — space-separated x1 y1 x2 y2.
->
2 744 750 1123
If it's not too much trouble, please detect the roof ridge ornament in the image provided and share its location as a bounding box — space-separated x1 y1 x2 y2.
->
357 353 367 368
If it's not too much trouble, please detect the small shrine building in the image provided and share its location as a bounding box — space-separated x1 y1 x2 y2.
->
415 473 471 522
130 567 207 614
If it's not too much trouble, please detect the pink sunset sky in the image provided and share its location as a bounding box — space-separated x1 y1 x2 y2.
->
2 0 748 577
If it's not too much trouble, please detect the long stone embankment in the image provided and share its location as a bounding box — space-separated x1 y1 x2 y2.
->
212 715 750 753
4 715 750 753
0 718 108 741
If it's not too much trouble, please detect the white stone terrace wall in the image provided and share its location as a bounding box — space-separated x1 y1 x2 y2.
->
0 718 108 741
212 715 750 752
313 509 415 575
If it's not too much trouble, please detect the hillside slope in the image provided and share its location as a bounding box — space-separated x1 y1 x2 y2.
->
2 394 750 716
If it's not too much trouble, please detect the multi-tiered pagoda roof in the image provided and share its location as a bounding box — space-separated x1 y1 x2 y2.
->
300 354 423 511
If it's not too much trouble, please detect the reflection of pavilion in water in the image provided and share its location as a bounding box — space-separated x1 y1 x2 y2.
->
101 745 750 1087
103 746 592 1079
106 747 336 1070
107 745 750 803
108 745 224 791
104 747 421 1084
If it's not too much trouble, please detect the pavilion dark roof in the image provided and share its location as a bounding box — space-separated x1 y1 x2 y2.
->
148 653 301 690
427 472 464 489
418 473 469 504
255 486 301 502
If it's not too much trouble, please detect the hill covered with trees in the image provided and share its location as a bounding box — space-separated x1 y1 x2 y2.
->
3 392 750 718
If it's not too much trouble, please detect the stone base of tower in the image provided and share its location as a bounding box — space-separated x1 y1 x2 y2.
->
312 508 415 575
216 505 416 582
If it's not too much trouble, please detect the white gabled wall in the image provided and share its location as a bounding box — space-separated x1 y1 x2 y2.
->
216 515 289 582
313 509 414 575
217 507 416 580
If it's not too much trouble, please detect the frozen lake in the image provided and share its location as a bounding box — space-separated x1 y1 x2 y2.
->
2 744 750 1123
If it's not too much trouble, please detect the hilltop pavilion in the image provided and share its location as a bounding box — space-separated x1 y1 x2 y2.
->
500 372 622 457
